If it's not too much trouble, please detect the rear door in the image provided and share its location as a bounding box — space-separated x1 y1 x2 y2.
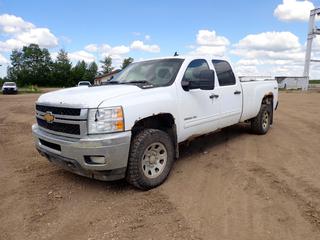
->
212 60 242 128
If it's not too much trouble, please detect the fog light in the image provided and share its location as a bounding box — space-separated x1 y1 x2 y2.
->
89 156 106 164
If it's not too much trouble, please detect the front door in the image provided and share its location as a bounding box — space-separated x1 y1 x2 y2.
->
178 59 220 141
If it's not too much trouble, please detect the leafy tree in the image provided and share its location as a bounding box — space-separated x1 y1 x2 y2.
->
71 60 87 86
100 56 113 74
7 44 53 86
83 62 98 82
52 49 72 87
6 44 99 87
7 49 24 85
121 57 134 69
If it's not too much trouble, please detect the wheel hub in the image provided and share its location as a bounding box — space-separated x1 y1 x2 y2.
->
141 142 167 179
262 111 269 129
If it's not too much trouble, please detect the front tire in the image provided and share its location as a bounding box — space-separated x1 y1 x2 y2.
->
251 104 271 135
126 129 174 190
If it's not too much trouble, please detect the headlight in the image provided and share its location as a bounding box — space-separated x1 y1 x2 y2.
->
88 106 124 134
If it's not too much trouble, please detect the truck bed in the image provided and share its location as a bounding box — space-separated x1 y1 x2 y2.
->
240 79 278 122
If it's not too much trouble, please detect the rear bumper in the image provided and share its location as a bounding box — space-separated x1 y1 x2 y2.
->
32 124 131 181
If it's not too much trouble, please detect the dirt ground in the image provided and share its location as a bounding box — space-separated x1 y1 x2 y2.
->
1 92 320 240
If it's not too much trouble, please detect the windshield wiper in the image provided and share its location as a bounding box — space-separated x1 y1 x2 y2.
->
104 80 120 85
126 80 153 86
104 80 154 88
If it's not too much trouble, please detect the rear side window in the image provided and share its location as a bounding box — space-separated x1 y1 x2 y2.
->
212 60 236 86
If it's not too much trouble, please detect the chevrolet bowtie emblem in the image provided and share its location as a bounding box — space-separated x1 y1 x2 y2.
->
43 112 55 123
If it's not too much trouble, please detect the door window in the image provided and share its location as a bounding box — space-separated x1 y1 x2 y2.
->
183 59 211 85
212 60 236 86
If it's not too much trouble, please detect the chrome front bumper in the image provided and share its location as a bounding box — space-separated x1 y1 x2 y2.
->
32 124 131 181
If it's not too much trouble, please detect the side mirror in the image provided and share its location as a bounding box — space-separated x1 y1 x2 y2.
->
181 69 215 91
181 79 190 91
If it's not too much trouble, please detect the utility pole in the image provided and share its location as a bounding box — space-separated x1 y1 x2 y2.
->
304 8 320 86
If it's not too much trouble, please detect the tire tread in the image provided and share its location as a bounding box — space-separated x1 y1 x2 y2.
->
126 129 173 190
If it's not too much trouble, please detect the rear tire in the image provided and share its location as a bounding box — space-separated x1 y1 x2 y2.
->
126 129 174 190
251 104 271 135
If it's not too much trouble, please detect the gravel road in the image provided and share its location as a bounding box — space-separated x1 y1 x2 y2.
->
1 92 320 240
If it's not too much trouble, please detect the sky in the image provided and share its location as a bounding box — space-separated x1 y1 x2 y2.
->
1 0 320 78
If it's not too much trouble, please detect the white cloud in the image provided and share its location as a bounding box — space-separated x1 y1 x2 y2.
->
233 65 260 76
0 38 23 52
0 14 34 34
16 28 58 48
0 14 58 52
100 44 111 52
189 45 228 57
0 53 8 64
109 45 130 55
232 31 304 64
236 59 262 66
232 48 305 61
69 50 96 63
232 31 307 77
84 44 98 52
84 43 130 55
274 0 314 21
188 29 230 57
130 40 160 53
50 51 58 60
236 31 300 51
196 30 230 46
145 35 151 40
84 43 130 63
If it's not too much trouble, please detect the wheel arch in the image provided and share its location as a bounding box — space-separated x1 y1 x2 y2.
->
131 113 179 158
261 93 274 124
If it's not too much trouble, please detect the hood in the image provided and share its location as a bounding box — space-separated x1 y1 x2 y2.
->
37 85 142 108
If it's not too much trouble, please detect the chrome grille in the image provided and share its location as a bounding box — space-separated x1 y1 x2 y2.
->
37 118 80 135
36 104 81 116
35 104 87 137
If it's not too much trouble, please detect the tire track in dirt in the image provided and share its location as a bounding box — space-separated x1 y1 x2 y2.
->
247 162 320 232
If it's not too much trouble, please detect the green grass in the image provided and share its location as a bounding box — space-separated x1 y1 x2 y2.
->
310 80 320 84
18 85 42 94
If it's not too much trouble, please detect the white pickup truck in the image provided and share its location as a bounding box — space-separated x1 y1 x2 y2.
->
32 56 278 189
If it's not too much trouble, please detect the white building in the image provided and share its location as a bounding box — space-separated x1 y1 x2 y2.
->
276 77 309 90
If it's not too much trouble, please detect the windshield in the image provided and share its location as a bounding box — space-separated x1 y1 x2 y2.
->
4 82 16 86
111 59 184 88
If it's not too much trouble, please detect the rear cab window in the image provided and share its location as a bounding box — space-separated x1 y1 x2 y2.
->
212 60 236 86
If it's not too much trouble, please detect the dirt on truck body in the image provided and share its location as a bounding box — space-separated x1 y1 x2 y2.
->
1 92 320 240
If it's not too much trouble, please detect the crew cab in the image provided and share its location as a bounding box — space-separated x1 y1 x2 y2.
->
2 82 18 94
32 56 278 189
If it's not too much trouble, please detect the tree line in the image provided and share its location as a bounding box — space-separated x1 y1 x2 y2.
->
0 43 134 87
